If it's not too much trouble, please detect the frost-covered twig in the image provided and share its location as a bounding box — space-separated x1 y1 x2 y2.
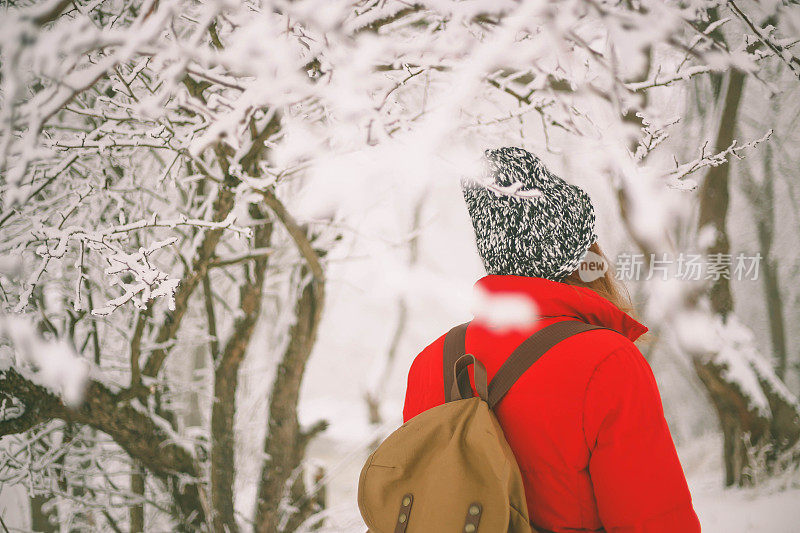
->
22 213 251 253
728 0 800 79
626 65 718 91
634 114 681 162
667 130 773 189
0 0 173 191
11 214 250 313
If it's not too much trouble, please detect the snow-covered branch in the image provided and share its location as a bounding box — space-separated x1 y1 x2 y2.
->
626 65 720 91
727 0 800 79
667 130 773 189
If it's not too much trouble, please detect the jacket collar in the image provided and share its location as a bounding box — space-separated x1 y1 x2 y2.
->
473 275 648 342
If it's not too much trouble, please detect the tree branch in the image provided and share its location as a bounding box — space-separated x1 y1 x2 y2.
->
139 187 236 379
141 110 281 381
0 368 206 529
258 191 323 282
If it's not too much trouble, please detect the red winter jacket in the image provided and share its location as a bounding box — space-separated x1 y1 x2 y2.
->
403 275 700 533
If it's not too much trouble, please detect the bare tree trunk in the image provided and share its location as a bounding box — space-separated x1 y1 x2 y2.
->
130 462 145 533
185 344 207 429
210 208 273 533
697 69 744 318
741 141 789 379
254 266 326 533
692 357 772 485
759 240 788 379
28 430 61 532
695 68 753 485
694 69 799 485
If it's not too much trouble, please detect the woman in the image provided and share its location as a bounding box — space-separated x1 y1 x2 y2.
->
402 147 700 532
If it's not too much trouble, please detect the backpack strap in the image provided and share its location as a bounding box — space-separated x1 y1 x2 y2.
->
450 354 489 402
487 320 605 408
443 322 470 403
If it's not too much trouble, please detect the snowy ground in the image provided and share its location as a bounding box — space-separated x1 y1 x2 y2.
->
299 423 800 533
2 428 799 531
692 485 800 533
680 435 800 533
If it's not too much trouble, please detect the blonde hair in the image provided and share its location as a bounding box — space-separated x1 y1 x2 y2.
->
561 242 635 317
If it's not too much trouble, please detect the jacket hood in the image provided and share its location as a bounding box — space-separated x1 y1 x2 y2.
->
473 275 648 342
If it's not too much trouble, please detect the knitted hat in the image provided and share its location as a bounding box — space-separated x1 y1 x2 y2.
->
462 147 597 282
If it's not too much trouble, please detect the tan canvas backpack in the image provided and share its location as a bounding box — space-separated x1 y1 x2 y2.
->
358 320 601 533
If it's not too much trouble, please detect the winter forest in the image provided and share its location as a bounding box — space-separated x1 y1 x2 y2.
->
1 0 799 531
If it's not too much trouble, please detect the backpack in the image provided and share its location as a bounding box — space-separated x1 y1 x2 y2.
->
358 320 602 533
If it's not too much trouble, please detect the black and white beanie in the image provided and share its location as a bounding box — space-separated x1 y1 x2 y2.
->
462 147 597 282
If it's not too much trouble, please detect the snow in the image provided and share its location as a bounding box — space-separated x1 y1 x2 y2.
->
0 317 89 408
692 487 800 533
717 316 800 413
287 428 800 532
681 434 800 533
92 237 181 316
